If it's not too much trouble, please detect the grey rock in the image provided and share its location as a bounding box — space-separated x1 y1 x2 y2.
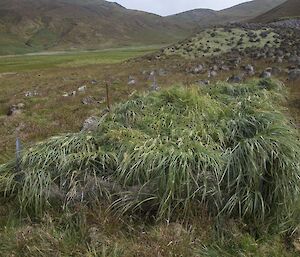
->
221 65 230 71
244 64 255 75
260 31 269 38
158 68 167 76
150 81 160 91
271 67 281 75
78 85 87 92
191 65 204 74
212 65 218 71
208 70 217 78
288 69 300 81
128 76 136 86
7 103 25 116
227 75 243 83
81 116 99 132
289 55 300 64
197 80 210 86
82 96 98 105
260 71 272 79
25 90 38 97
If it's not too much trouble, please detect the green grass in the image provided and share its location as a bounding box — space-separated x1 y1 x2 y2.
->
0 79 299 256
0 79 299 230
0 45 161 73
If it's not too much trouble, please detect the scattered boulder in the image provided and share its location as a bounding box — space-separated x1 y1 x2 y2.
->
260 31 269 38
81 116 99 132
212 65 218 71
244 64 255 75
150 81 160 91
25 90 38 97
221 65 230 71
288 69 300 81
128 76 136 86
260 70 272 79
82 96 98 105
197 80 210 86
62 91 76 97
158 68 167 76
78 85 87 92
289 55 300 65
228 57 241 67
208 70 217 78
270 67 281 75
227 75 243 83
7 103 25 116
189 65 204 74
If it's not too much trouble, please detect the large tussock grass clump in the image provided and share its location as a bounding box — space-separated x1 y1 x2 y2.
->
0 79 299 226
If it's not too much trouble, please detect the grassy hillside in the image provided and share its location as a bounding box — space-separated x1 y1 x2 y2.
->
0 0 287 55
162 27 280 59
0 0 189 55
252 0 300 23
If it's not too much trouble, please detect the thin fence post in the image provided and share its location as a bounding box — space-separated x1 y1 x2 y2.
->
105 82 111 111
16 137 21 172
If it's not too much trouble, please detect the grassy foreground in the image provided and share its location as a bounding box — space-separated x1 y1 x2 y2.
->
0 79 299 256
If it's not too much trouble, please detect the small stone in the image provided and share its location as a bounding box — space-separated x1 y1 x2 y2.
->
82 96 98 105
81 116 99 132
221 65 230 71
260 71 272 79
25 90 38 97
78 85 87 92
128 79 136 86
7 103 25 116
208 70 217 78
244 64 254 74
197 80 210 86
288 69 300 81
227 75 243 83
158 68 167 76
150 82 160 91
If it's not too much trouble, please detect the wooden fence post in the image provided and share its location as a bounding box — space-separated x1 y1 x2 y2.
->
16 137 21 172
105 81 111 111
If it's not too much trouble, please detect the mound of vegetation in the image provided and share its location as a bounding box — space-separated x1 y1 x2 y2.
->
0 79 299 230
162 27 280 58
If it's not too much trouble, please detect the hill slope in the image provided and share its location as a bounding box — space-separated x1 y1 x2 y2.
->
252 0 300 23
0 0 287 55
166 0 286 27
0 0 189 55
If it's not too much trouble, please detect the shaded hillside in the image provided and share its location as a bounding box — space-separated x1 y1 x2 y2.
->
166 0 285 27
252 0 300 23
0 0 190 55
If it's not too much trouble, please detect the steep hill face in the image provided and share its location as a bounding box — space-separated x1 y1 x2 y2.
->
0 0 189 55
0 0 287 55
252 0 300 23
166 0 286 27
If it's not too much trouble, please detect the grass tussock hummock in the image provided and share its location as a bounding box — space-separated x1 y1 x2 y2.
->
0 79 299 228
